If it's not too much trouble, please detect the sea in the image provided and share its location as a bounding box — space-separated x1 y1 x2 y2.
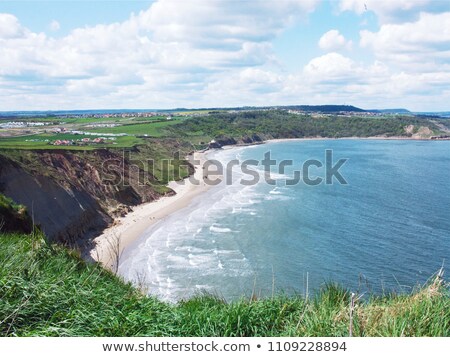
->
119 139 450 302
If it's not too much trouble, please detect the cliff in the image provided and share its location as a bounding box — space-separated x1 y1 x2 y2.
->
0 147 180 248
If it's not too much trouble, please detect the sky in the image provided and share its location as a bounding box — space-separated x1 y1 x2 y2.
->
1 0 450 111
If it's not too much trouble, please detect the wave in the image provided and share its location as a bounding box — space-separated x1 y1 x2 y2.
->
209 225 234 233
231 207 257 214
269 187 283 195
265 194 292 201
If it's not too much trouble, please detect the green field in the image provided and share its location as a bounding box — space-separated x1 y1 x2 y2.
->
0 133 143 150
63 115 177 125
88 119 183 136
0 118 185 149
2 115 183 125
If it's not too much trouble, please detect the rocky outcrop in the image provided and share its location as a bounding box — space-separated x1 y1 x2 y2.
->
404 125 435 139
0 149 169 247
208 137 237 148
208 134 269 149
430 135 450 140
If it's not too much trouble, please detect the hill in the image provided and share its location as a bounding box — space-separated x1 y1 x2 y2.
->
168 110 442 140
369 108 411 114
283 105 366 113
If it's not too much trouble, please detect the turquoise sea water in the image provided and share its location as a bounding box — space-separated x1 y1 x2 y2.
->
119 140 450 301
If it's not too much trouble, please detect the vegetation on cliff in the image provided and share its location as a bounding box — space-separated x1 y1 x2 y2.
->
0 194 32 234
1 232 448 337
169 110 442 141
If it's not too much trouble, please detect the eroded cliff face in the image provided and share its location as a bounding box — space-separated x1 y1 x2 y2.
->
0 149 171 247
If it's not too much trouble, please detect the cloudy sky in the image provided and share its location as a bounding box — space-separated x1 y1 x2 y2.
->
1 0 450 111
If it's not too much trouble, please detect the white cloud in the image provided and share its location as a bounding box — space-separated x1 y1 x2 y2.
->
360 12 450 70
293 49 450 110
0 0 320 77
318 30 352 51
339 0 450 23
201 68 284 107
303 53 361 82
1 1 450 111
138 0 319 43
0 0 322 110
0 13 26 39
49 20 60 32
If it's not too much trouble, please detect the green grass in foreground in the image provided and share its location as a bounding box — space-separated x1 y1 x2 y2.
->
0 232 448 337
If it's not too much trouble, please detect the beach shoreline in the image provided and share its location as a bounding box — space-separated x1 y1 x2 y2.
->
89 150 218 270
90 135 446 270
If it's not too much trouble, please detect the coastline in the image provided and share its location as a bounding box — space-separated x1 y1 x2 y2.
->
90 150 218 270
266 135 450 143
90 135 447 271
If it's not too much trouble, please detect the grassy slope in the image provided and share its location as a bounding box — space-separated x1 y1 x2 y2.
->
1 232 448 337
88 119 183 136
0 134 143 150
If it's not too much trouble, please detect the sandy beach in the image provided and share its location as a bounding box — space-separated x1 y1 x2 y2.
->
90 150 217 270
